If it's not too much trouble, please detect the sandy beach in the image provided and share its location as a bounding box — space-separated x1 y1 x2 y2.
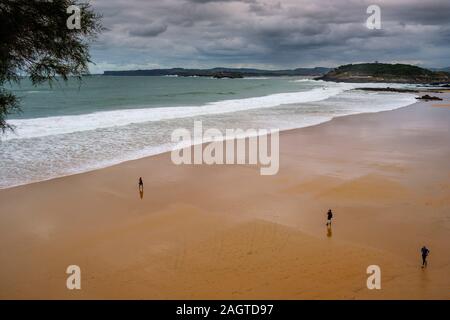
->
0 92 449 299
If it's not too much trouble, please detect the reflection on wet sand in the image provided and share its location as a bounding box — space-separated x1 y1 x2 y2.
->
327 225 332 238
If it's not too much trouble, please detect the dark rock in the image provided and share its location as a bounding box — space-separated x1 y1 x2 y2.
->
211 72 243 79
415 95 443 101
357 87 419 93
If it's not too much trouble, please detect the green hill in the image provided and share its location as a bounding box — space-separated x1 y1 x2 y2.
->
319 63 450 84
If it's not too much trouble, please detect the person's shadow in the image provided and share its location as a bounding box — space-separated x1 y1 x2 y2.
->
139 186 144 199
327 224 332 238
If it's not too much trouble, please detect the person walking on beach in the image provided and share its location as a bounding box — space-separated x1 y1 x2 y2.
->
138 177 144 191
138 177 144 199
421 246 430 268
326 209 333 226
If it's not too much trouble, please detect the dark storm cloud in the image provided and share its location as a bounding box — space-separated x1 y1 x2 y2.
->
88 0 450 73
128 23 168 37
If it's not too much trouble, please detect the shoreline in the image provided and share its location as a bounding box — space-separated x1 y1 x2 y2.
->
1 93 418 191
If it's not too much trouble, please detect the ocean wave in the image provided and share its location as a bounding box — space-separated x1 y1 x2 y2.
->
242 77 272 80
291 78 321 83
5 82 354 140
0 89 418 189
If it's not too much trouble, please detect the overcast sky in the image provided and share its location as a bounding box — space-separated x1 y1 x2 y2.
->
88 0 450 73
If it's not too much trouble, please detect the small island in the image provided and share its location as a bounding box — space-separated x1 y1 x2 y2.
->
319 63 450 84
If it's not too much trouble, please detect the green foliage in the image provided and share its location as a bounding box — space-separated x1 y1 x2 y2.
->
0 0 102 133
0 88 20 133
334 63 434 77
321 63 450 83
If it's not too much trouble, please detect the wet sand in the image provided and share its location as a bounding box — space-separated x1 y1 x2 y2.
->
0 93 449 299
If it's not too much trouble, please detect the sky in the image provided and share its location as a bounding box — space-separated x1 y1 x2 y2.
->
87 0 450 73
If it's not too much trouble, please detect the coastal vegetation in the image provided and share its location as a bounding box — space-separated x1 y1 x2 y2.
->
319 63 450 84
0 0 102 133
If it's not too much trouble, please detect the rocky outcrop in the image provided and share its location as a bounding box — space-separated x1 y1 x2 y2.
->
415 95 443 101
319 63 450 84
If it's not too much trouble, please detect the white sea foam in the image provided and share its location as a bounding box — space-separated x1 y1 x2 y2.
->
5 82 355 140
242 77 272 80
25 90 44 94
0 79 419 189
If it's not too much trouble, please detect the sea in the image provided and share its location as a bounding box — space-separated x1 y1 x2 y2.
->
0 75 420 188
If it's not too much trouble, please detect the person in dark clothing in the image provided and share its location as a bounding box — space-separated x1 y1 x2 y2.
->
326 209 333 226
138 177 144 199
421 246 430 268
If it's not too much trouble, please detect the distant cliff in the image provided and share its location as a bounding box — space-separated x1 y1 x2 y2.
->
319 63 450 84
103 67 331 78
